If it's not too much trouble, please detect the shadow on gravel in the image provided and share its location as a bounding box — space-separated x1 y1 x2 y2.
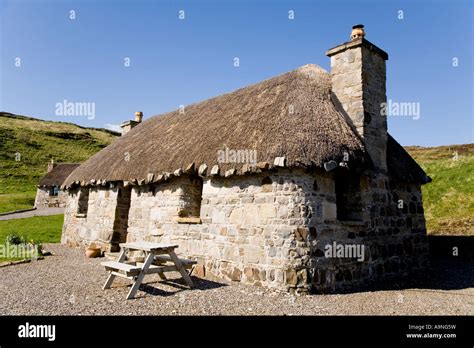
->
428 235 473 260
380 235 474 292
417 235 474 291
310 235 474 294
417 258 474 291
136 276 227 298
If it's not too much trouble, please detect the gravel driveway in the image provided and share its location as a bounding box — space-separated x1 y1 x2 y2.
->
0 244 472 315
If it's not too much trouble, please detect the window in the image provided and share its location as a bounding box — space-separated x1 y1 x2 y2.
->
335 170 363 221
176 176 203 223
261 176 273 192
76 188 90 216
49 185 59 196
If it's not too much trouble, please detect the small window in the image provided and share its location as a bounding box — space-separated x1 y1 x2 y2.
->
77 188 90 216
335 170 362 221
176 176 203 223
49 186 59 196
261 176 273 192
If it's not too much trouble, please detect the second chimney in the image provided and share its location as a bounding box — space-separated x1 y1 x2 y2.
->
47 159 56 173
326 25 388 172
120 111 143 135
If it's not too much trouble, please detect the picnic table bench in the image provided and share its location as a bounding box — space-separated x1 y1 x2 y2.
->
101 242 196 299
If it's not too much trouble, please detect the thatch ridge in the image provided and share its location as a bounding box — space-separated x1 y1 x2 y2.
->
38 163 81 187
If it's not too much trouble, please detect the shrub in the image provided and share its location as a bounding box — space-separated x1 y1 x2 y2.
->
6 232 27 245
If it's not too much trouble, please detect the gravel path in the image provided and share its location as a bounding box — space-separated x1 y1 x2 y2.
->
0 244 472 315
0 208 64 220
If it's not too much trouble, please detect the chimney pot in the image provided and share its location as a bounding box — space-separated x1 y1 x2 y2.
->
135 111 143 123
351 24 365 40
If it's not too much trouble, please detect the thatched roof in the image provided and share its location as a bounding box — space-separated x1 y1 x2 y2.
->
387 135 431 184
38 163 80 187
64 64 428 187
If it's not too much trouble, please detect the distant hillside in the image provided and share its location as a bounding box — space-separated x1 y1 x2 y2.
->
0 112 119 195
406 144 474 235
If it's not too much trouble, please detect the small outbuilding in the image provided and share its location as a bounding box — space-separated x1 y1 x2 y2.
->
35 161 80 208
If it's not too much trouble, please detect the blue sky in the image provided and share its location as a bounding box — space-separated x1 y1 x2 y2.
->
0 0 472 146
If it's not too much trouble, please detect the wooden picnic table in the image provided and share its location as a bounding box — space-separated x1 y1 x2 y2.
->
101 242 195 299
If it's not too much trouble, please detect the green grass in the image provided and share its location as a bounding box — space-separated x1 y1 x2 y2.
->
0 191 36 214
0 112 118 195
0 214 64 262
406 144 474 235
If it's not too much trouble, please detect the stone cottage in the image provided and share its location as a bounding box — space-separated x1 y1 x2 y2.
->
61 25 431 293
35 161 80 208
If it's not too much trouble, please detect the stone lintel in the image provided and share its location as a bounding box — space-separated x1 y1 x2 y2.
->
175 216 202 224
326 38 388 60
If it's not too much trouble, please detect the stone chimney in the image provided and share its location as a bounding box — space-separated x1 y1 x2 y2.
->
120 111 143 135
134 111 143 123
326 25 388 172
47 159 56 173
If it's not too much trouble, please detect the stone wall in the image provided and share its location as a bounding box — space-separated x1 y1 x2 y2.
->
61 185 122 251
61 169 429 293
126 176 201 240
126 169 331 292
306 171 429 293
34 187 68 208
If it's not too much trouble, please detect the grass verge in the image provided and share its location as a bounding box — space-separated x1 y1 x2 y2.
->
0 191 36 214
0 214 63 262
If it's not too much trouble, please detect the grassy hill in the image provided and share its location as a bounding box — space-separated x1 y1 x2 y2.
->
0 112 472 235
0 112 119 212
406 144 474 236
